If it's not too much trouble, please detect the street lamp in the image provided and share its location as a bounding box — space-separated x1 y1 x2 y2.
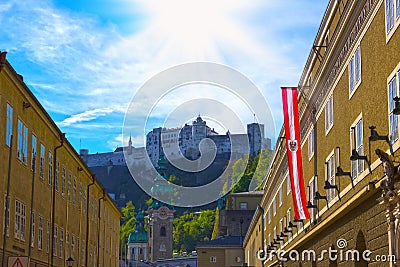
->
66 257 74 267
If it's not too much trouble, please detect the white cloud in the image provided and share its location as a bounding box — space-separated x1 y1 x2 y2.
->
0 0 329 149
58 108 114 127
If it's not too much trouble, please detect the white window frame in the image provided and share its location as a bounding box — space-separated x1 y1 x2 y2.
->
17 119 28 164
46 220 50 253
325 94 334 133
3 194 10 237
55 161 59 192
349 46 362 96
286 174 291 195
273 197 277 216
287 209 292 241
385 0 400 37
31 212 35 247
40 144 45 180
326 152 336 202
388 67 400 144
71 234 75 259
38 216 43 250
309 176 318 222
48 152 53 186
15 199 26 241
61 167 66 197
53 225 58 256
6 103 13 147
60 228 64 258
308 127 315 160
351 115 364 179
279 187 283 207
263 213 266 230
31 134 37 171
268 208 271 224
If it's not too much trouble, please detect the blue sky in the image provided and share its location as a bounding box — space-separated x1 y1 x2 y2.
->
0 0 329 153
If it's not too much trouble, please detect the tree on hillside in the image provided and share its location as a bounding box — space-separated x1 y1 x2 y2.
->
173 210 215 253
120 201 136 254
230 149 273 193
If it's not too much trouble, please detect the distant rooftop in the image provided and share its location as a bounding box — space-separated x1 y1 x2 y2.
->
197 236 243 248
229 190 264 196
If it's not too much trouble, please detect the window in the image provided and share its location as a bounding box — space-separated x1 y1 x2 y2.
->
38 216 43 250
286 175 291 195
268 208 271 223
388 74 399 143
386 0 395 33
240 202 248 210
68 173 72 201
46 221 50 253
40 144 45 179
53 225 58 256
61 167 66 196
66 232 70 258
31 134 37 171
308 127 315 159
326 154 336 202
83 192 87 214
79 183 83 209
263 213 266 230
397 0 400 19
279 187 283 206
71 234 75 258
287 209 292 240
73 178 77 205
48 152 53 185
279 219 284 246
3 194 10 236
273 227 277 241
55 161 59 192
31 212 35 247
273 198 277 215
81 239 85 266
351 118 364 178
6 104 12 147
325 94 334 132
210 256 217 263
160 226 166 237
349 46 361 94
15 199 26 241
17 119 28 164
309 177 318 221
60 228 64 258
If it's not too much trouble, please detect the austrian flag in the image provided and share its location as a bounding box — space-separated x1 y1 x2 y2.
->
281 87 310 220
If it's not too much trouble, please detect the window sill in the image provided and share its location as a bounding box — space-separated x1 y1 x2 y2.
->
349 80 362 100
325 124 334 135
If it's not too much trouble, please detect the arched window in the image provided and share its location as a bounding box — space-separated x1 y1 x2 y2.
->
160 226 166 237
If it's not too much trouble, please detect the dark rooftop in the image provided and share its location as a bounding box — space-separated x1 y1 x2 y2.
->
197 236 243 248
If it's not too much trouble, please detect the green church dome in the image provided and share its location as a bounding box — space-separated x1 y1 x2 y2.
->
128 210 147 243
128 230 147 243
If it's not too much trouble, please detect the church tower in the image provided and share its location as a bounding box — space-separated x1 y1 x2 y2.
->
147 155 175 262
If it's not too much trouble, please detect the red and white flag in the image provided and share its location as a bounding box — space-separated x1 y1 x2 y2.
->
281 87 310 220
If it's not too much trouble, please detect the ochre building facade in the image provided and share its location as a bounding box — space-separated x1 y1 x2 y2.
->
0 53 121 267
245 0 400 266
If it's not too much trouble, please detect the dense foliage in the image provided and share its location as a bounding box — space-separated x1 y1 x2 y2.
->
120 201 136 257
173 210 215 253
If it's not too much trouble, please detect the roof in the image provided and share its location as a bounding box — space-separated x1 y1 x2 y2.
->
128 230 148 243
197 236 243 248
229 191 264 197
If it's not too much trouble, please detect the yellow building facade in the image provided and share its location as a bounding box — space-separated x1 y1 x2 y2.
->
244 0 400 266
0 53 121 266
